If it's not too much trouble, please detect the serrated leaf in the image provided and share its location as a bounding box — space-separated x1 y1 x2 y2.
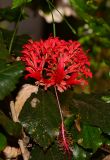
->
0 133 7 152
60 91 110 133
30 142 68 160
0 62 24 100
0 110 22 137
12 0 32 8
19 90 61 149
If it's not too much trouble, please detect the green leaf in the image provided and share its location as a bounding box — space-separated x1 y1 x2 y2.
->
65 116 102 152
101 96 110 104
0 28 30 56
0 110 22 137
19 90 61 149
73 124 102 152
89 18 110 37
60 91 110 133
98 37 110 48
80 125 102 151
0 32 10 60
30 142 68 160
30 142 90 160
0 133 7 152
12 0 32 8
70 0 94 21
12 34 30 56
0 61 24 100
72 143 90 160
101 134 110 146
0 7 26 22
70 0 110 36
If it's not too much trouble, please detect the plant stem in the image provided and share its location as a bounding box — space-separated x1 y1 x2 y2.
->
54 86 64 123
8 8 23 55
47 0 56 37
47 0 76 35
54 87 72 159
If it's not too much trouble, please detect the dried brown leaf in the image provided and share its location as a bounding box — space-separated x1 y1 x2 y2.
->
3 146 21 159
102 154 110 160
14 84 39 119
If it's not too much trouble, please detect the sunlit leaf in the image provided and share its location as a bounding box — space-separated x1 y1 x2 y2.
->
12 0 32 8
73 124 102 152
101 96 110 104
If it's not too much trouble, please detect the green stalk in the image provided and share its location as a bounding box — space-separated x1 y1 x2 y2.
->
47 0 76 35
47 0 56 37
8 8 23 55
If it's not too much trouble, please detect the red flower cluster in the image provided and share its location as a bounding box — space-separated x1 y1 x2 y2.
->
21 37 92 92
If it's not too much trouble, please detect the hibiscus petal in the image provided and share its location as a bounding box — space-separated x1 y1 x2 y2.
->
55 57 66 84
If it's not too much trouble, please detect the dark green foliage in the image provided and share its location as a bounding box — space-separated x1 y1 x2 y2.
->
0 61 24 100
72 143 91 160
61 91 110 133
30 142 68 160
0 133 7 152
12 0 32 8
0 7 26 22
0 32 10 61
73 124 102 152
19 90 61 149
70 0 110 30
0 28 30 56
70 0 110 50
0 110 22 137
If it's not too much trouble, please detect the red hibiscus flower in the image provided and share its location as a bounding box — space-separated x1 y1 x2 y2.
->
21 37 92 92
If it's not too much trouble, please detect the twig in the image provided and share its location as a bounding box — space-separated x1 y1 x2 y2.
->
18 140 30 160
8 7 23 55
